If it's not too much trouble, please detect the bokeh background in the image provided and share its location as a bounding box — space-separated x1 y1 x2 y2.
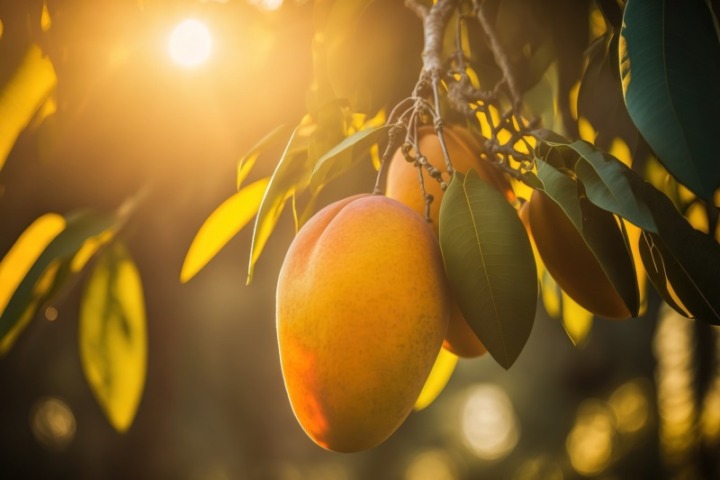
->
1 1 719 478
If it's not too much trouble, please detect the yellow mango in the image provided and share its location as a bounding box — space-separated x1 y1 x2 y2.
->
276 194 450 452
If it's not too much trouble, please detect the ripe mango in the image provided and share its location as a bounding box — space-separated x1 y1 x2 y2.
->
386 126 513 357
522 190 631 320
276 194 450 452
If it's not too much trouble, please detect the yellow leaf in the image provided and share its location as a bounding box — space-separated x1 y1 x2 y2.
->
578 116 596 144
541 270 561 319
0 214 65 316
80 242 146 433
623 220 648 316
181 177 269 283
70 229 116 273
609 137 633 168
414 348 458 411
0 44 56 170
561 292 593 346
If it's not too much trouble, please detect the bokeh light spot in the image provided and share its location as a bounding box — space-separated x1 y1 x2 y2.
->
169 19 212 68
460 384 520 460
30 397 76 450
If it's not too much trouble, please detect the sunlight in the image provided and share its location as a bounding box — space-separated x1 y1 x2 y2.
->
30 397 76 450
169 19 213 68
460 384 520 460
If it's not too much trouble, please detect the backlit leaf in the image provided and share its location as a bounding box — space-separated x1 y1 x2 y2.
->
236 125 290 190
629 176 720 324
638 231 693 318
0 44 56 170
0 214 65 353
0 211 118 346
535 159 639 316
439 171 537 369
247 124 315 283
181 177 269 283
80 242 146 433
310 124 391 193
539 138 657 232
414 348 458 411
620 0 720 201
561 292 593 346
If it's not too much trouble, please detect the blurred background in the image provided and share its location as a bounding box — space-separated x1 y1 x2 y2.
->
1 0 719 478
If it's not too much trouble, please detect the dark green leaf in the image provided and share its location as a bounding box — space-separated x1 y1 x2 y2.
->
535 160 583 230
638 231 693 317
568 141 656 232
627 175 720 324
439 171 537 369
620 0 720 201
310 124 391 193
577 33 640 153
535 159 639 316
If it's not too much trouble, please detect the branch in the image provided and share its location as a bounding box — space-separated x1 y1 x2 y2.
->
473 0 522 110
421 0 458 78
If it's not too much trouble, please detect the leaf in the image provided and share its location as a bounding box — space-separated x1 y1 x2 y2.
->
535 159 639 316
638 231 693 317
535 160 583 229
561 292 593 347
413 348 458 412
181 178 269 283
310 124 391 193
80 242 146 433
0 211 117 345
0 214 65 353
236 125 290 190
628 176 720 324
554 139 657 232
439 171 537 369
577 33 640 153
620 0 720 201
247 125 315 283
0 44 56 170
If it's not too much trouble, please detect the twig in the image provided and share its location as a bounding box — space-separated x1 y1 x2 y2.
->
473 0 522 110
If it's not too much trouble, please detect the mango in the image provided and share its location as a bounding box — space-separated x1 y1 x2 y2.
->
386 125 513 357
522 190 631 320
276 194 450 452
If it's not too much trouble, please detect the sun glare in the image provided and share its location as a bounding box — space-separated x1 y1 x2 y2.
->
169 19 212 68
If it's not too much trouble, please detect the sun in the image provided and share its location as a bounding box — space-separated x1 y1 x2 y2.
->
168 19 212 68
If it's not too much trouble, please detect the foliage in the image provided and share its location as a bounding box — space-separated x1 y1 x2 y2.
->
0 0 718 440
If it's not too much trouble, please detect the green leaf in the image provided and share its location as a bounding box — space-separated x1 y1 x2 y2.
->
638 231 693 317
627 175 720 324
236 125 290 190
562 140 657 232
310 124 391 193
535 159 639 316
535 160 583 229
439 171 537 369
620 0 720 201
0 211 118 344
0 44 56 170
80 241 147 432
181 177 269 283
247 124 315 283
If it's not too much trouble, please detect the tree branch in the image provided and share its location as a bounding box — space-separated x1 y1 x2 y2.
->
473 0 522 110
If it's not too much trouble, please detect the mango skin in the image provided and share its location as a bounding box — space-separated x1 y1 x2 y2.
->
386 126 512 357
276 194 450 452
523 190 631 320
